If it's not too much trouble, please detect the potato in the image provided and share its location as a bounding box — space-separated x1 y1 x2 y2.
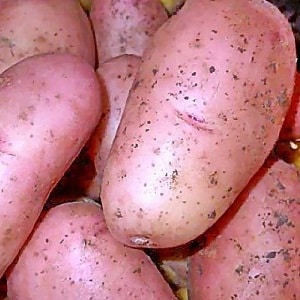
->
90 0 168 64
86 54 142 198
0 53 102 277
100 0 296 249
7 200 177 300
49 54 142 200
280 72 300 140
0 0 95 73
188 159 300 299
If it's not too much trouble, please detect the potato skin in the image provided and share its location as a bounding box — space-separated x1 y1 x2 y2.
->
0 53 102 277
188 159 300 299
101 0 296 248
49 54 141 200
7 201 176 300
280 72 300 140
86 54 142 198
90 0 168 64
0 0 95 73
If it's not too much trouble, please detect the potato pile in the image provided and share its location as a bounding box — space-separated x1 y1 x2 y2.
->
0 0 299 299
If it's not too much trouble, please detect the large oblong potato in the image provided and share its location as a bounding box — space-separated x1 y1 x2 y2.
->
7 201 177 300
101 0 296 248
0 0 95 73
90 0 168 64
0 53 102 277
188 159 300 299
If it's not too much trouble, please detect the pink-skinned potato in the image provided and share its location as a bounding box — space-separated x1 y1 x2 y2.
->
188 159 300 299
7 200 177 300
0 0 95 73
90 0 168 64
87 54 142 198
49 54 141 200
101 0 296 248
0 53 102 278
280 72 300 140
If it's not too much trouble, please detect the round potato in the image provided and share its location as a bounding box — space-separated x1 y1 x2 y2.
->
0 0 95 73
101 0 296 248
188 158 300 299
7 200 176 300
0 53 102 277
90 0 168 64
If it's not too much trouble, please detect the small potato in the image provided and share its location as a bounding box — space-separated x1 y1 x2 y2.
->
7 201 177 300
0 53 102 277
0 0 95 73
188 159 300 299
90 0 168 64
100 0 296 248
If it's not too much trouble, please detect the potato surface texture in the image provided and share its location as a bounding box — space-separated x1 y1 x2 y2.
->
87 54 142 198
90 0 168 64
0 54 102 277
188 159 300 299
280 72 300 140
0 0 95 73
101 0 296 248
7 201 177 300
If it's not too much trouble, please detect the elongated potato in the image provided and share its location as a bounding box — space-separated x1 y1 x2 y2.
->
90 0 168 64
7 201 177 300
0 0 95 73
50 54 141 200
280 72 300 140
0 53 102 277
87 54 142 198
188 159 300 299
101 0 296 248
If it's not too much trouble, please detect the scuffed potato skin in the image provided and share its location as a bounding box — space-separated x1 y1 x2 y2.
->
90 0 168 64
188 159 300 299
0 0 96 73
0 53 102 277
7 201 177 300
101 0 296 249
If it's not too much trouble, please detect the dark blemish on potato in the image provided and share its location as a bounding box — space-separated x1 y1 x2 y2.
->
152 68 158 76
207 210 216 219
279 249 292 262
265 251 277 259
276 179 285 190
237 47 246 53
234 264 244 276
115 208 123 218
233 74 239 80
208 171 218 186
209 66 215 73
151 80 157 89
132 267 141 274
